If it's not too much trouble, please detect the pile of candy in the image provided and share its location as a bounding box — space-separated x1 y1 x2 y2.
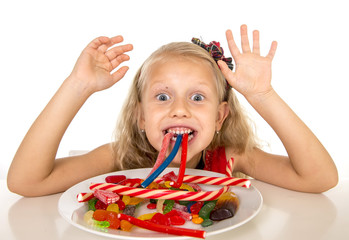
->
76 133 250 238
78 171 246 238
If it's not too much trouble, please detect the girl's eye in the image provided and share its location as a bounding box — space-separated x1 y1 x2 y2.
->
156 93 170 101
191 94 204 101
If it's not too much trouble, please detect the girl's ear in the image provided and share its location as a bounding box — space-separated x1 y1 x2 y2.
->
216 101 229 131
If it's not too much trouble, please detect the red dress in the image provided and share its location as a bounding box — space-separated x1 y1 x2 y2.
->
203 147 234 177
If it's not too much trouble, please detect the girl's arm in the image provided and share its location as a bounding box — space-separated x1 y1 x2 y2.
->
7 36 133 196
219 25 338 193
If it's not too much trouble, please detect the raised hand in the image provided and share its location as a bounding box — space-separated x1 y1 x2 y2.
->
218 25 277 101
69 35 133 94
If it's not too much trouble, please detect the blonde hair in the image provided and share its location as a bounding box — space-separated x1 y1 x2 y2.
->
113 42 256 170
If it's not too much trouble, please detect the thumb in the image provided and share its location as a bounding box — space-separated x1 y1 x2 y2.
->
217 60 236 87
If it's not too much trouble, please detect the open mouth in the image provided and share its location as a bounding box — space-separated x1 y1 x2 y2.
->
164 127 196 141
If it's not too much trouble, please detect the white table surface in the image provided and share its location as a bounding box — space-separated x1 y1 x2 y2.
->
1 178 349 240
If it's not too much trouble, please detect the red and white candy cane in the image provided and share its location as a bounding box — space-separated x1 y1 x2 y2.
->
154 174 251 188
89 182 229 201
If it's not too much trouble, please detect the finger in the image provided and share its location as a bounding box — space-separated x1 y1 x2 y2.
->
105 44 133 61
111 66 129 84
225 29 241 60
252 30 260 55
110 54 130 69
266 41 278 60
87 36 111 50
218 60 236 87
98 35 125 53
240 24 251 53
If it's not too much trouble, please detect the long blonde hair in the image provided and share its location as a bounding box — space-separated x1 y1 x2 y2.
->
113 42 256 170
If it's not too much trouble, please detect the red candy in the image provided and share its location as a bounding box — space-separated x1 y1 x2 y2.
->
105 175 126 184
95 200 108 210
190 202 204 214
93 189 120 205
147 203 157 209
169 216 186 226
151 213 170 226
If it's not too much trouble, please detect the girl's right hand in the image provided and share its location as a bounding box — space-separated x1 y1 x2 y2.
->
69 35 133 95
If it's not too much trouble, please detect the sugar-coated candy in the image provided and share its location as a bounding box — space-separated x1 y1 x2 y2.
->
93 209 108 221
122 205 136 217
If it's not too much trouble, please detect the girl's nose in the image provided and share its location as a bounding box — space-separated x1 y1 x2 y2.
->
169 98 191 118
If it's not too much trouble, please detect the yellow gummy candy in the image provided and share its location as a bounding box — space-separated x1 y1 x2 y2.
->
106 203 119 213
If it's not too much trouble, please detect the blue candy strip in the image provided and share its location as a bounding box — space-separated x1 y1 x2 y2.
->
141 134 183 188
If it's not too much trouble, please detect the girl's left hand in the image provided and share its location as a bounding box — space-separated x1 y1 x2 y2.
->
218 25 277 101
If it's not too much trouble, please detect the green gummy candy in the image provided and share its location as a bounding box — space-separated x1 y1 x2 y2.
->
201 219 213 227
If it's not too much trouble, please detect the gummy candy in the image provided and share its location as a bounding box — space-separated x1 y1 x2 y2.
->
199 201 216 220
105 175 126 184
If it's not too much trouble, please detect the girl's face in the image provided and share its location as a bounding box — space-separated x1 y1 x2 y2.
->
139 57 228 167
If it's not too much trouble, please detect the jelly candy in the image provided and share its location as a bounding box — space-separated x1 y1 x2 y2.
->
190 201 204 214
150 213 170 226
128 197 143 205
83 210 95 225
105 175 126 184
156 199 165 214
93 209 108 221
122 195 131 205
88 198 98 211
169 215 186 225
210 191 239 220
116 199 126 211
192 216 204 224
120 220 133 231
138 212 157 221
106 203 119 213
122 205 136 217
106 211 120 229
201 219 213 227
210 208 233 221
199 201 216 220
147 203 157 209
163 200 175 214
95 200 108 210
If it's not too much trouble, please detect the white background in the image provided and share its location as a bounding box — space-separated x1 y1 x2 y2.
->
1 0 348 181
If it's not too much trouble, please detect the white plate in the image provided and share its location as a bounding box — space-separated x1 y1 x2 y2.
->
58 168 262 239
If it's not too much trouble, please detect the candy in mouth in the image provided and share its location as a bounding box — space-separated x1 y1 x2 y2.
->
165 128 195 141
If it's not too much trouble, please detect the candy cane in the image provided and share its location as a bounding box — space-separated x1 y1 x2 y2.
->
154 174 251 188
89 182 229 201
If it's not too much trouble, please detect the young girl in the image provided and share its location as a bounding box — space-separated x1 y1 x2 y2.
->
7 25 338 197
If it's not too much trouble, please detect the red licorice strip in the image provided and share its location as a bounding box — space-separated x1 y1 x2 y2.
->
117 213 206 239
146 132 174 178
170 133 188 188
